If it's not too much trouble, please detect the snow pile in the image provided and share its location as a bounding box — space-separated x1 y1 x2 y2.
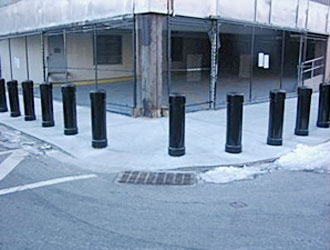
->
199 165 270 184
275 141 330 173
200 141 330 184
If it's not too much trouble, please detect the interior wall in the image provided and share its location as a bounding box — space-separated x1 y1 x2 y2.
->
66 31 133 82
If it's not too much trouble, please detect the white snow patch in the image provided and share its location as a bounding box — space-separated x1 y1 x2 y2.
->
200 142 330 184
275 141 330 174
199 165 270 184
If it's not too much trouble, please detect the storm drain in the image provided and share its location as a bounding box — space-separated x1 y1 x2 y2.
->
116 171 196 185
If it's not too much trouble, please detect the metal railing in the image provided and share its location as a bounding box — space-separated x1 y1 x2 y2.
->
298 56 325 85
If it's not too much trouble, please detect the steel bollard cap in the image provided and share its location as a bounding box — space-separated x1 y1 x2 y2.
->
319 82 330 90
297 86 312 95
169 93 186 104
22 80 33 85
89 89 106 100
269 89 286 99
7 79 18 86
226 92 244 103
61 82 76 92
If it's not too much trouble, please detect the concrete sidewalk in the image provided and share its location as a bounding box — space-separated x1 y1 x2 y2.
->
0 92 329 173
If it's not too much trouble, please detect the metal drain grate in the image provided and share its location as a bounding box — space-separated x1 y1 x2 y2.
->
117 171 196 185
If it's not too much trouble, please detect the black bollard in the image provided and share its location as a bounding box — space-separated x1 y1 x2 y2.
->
168 93 186 157
0 78 8 112
225 93 244 153
90 89 107 148
22 80 36 121
40 82 54 127
316 83 330 128
295 86 312 136
7 80 21 117
267 90 286 146
62 83 78 135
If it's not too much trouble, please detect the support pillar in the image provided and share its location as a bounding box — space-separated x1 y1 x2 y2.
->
136 14 164 118
209 20 220 109
325 36 330 82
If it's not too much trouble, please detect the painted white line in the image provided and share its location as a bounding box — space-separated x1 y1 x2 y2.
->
0 150 28 181
0 174 97 196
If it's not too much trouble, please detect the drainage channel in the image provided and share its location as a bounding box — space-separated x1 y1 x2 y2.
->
116 171 196 186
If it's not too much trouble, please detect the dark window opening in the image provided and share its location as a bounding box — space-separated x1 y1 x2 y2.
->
171 37 183 62
96 35 122 65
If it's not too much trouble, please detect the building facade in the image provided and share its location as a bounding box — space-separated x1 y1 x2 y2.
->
0 0 329 116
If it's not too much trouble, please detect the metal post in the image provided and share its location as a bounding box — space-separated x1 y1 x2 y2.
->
133 15 138 109
25 36 30 80
302 34 308 86
249 27 255 101
267 90 286 146
168 94 186 157
0 79 8 112
225 93 244 153
280 31 286 89
311 60 314 78
322 38 327 83
166 15 172 99
62 84 78 135
22 80 36 121
209 19 219 109
93 25 98 89
8 38 13 80
295 86 312 136
297 34 304 87
40 82 55 127
7 80 21 117
63 29 68 82
317 83 330 128
41 33 46 82
90 89 107 148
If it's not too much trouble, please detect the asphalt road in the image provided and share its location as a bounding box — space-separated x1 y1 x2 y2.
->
0 126 329 250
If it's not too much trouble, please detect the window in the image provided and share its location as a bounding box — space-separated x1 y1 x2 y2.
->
96 35 122 65
171 37 183 62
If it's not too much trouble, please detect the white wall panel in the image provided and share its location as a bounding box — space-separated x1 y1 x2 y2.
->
256 0 271 24
271 0 298 28
297 0 308 29
173 0 213 18
218 0 255 22
308 2 328 33
0 0 134 36
134 0 168 14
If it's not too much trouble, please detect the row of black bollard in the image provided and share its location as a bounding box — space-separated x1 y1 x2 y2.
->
0 77 106 149
0 78 328 153
168 83 330 156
